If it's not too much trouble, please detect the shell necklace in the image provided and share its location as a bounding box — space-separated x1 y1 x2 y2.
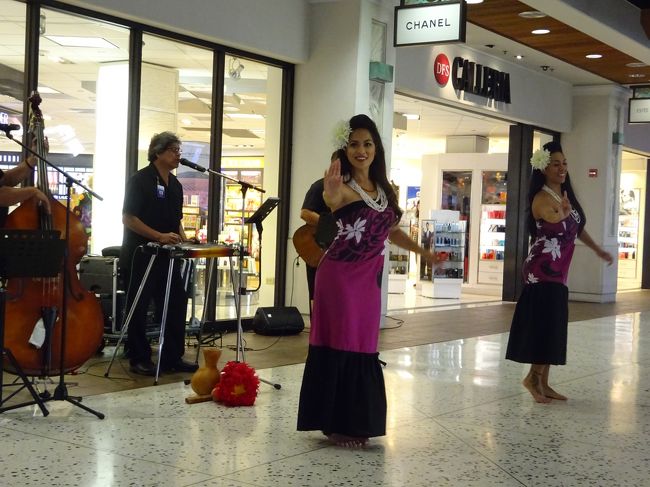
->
348 178 388 212
542 185 562 203
542 185 581 223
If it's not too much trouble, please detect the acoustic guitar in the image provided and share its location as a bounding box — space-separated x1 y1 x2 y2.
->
292 224 324 268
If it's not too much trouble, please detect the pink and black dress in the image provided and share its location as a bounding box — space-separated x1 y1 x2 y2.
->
297 199 396 438
506 208 581 365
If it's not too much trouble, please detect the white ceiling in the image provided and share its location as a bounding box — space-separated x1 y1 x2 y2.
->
0 2 636 159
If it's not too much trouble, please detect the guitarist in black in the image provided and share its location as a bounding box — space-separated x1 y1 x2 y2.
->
299 152 339 317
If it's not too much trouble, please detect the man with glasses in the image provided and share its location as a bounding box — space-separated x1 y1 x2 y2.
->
120 131 197 376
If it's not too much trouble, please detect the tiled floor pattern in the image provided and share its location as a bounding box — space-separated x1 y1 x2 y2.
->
1 311 649 486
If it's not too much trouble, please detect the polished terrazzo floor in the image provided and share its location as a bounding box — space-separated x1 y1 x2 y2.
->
1 309 649 486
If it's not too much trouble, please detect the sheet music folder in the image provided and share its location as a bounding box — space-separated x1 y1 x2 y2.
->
244 197 280 225
0 230 64 278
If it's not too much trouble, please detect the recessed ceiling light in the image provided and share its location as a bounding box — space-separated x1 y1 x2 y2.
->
37 85 61 94
228 113 264 119
585 54 603 59
515 55 524 60
531 29 550 35
626 62 648 68
628 73 646 78
44 35 117 49
519 10 547 19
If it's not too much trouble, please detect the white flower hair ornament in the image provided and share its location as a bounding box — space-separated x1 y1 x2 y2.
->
530 149 551 171
331 120 352 150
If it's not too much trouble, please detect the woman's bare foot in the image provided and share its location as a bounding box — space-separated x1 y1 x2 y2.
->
540 365 567 400
543 385 567 400
522 371 551 404
326 433 368 448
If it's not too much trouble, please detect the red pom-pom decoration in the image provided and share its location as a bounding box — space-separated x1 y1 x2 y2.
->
212 361 260 407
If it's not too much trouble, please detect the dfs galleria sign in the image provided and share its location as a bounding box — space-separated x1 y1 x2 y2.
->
434 53 511 104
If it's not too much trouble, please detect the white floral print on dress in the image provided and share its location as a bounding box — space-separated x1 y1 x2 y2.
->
526 273 539 283
541 237 561 260
341 217 367 244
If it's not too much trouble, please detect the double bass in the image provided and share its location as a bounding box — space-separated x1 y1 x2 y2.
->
2 92 104 376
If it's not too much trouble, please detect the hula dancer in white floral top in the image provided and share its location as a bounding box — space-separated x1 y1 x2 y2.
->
506 141 613 403
297 114 439 447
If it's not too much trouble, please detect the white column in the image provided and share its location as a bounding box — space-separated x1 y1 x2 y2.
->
91 63 129 254
565 85 629 302
289 0 396 320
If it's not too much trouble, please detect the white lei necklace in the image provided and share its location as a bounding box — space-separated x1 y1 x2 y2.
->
542 184 562 203
347 178 388 212
542 184 581 223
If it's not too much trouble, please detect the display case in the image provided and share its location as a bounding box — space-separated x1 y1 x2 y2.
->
618 210 639 279
478 204 506 285
432 220 466 281
388 223 410 293
478 171 507 286
420 210 465 299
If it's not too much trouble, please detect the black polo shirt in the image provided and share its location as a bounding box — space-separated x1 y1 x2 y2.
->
301 178 336 248
120 163 183 269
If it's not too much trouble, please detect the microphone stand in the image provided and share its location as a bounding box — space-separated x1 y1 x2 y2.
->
3 128 105 419
180 161 280 390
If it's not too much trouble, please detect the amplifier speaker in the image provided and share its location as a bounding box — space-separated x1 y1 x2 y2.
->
253 306 305 336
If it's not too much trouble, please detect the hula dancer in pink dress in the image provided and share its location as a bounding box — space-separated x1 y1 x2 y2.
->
506 141 613 403
297 114 438 447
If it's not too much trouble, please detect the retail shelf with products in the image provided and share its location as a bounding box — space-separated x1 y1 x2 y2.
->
421 212 465 299
388 224 410 293
220 169 263 248
618 213 638 279
478 204 506 285
182 205 201 238
219 168 263 290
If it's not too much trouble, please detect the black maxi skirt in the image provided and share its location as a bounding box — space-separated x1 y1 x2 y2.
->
297 345 386 438
505 282 569 365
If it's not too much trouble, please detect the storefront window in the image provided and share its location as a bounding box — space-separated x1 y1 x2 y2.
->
0 0 26 168
35 8 130 254
139 34 214 243
219 55 281 308
618 152 647 289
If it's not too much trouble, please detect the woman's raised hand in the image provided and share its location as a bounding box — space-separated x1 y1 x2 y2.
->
324 158 343 200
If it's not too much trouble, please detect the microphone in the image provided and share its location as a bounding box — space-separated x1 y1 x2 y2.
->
0 123 20 133
179 158 206 173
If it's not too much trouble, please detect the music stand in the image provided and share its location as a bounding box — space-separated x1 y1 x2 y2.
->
0 230 64 416
231 196 281 390
244 197 280 228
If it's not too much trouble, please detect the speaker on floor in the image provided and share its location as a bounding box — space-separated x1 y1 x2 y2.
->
253 306 305 336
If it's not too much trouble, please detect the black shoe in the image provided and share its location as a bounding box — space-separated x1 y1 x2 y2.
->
161 359 198 373
129 361 156 376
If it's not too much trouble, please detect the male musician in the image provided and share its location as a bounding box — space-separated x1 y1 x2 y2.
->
0 150 50 223
121 131 197 376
